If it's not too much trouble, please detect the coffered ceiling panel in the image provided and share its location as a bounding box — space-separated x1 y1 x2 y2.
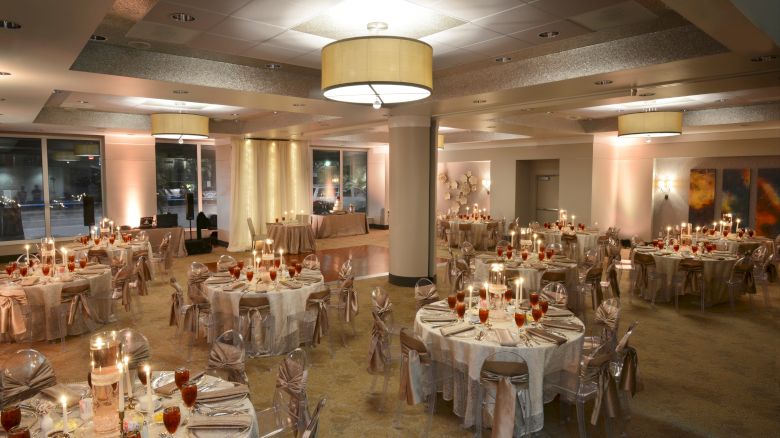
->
473 3 558 36
532 0 622 17
414 0 525 21
186 33 256 55
232 0 342 28
425 22 503 48
167 0 253 15
464 35 531 58
208 16 285 42
510 19 591 45
242 42 309 61
126 20 199 44
570 1 657 31
263 30 334 52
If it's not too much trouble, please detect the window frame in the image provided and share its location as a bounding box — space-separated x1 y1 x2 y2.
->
310 146 369 214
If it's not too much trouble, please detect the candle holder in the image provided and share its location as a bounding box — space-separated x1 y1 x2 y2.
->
90 331 122 435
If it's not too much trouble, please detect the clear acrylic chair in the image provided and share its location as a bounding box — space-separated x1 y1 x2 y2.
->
135 230 148 241
548 242 564 257
217 254 237 272
672 259 705 311
726 256 753 309
474 351 532 438
302 254 320 270
105 264 142 326
288 286 334 357
184 262 212 349
150 232 172 278
496 240 510 255
584 298 621 354
414 278 439 310
630 252 665 306
117 328 151 383
368 287 399 410
541 282 568 308
238 292 275 359
611 321 640 423
545 341 619 438
328 265 357 345
205 329 248 385
1 349 56 408
393 328 442 438
247 217 260 251
301 397 326 438
256 348 310 438
750 247 771 309
168 277 189 334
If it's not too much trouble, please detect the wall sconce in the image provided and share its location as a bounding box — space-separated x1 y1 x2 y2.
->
658 178 672 200
482 178 491 195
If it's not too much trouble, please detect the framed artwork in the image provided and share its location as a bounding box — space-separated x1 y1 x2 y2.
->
688 168 716 226
721 168 750 224
756 168 780 237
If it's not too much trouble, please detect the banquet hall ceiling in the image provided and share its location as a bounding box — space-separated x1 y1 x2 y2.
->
0 0 778 146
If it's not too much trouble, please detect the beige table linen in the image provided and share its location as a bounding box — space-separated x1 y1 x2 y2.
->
130 226 187 257
446 220 500 250
311 213 368 238
414 301 583 433
268 223 316 254
640 251 737 305
541 230 600 261
474 255 579 294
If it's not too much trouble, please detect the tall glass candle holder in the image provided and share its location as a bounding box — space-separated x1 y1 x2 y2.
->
90 331 122 435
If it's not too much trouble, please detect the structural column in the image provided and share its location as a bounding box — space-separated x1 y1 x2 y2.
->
388 114 436 286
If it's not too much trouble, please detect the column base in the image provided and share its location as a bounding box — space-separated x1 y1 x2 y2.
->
388 273 437 287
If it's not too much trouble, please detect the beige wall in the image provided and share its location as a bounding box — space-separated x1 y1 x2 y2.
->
104 134 157 228
436 160 490 215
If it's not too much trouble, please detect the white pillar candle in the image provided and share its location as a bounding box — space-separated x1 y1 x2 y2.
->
279 249 284 266
25 244 29 261
519 278 524 302
117 361 124 413
514 279 520 304
536 239 542 254
666 226 671 239
61 395 68 434
255 257 260 270
252 250 257 268
532 234 538 252
123 356 131 393
144 365 153 417
736 218 741 232
468 285 473 309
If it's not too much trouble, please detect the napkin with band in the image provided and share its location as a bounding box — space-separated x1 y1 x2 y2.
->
494 328 517 346
542 320 584 332
41 384 81 408
422 304 451 312
526 327 567 345
154 371 205 396
441 323 475 337
188 414 253 430
421 315 456 324
197 383 250 404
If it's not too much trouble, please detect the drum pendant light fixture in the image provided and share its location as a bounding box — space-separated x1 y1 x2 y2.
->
618 111 682 138
321 36 433 108
151 113 209 143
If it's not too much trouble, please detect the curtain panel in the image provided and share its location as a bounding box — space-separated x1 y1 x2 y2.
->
228 138 311 251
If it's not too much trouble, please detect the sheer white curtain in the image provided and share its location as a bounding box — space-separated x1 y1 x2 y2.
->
228 138 311 251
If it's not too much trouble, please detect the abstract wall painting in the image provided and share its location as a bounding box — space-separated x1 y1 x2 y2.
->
756 168 780 237
688 168 716 226
721 168 751 224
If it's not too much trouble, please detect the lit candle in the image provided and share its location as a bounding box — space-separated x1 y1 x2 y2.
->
25 244 29 261
532 233 538 252
252 250 257 268
571 214 576 225
736 218 741 232
61 395 68 434
144 364 153 417
123 356 131 394
536 239 542 254
468 285 473 309
255 257 260 270
61 248 67 270
117 361 124 413
695 226 701 239
514 278 520 305
666 226 671 239
510 230 515 247
519 278 524 302
483 282 489 305
279 249 284 266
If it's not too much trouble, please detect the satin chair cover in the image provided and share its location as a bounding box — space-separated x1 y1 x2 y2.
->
479 359 530 438
87 249 110 265
169 278 185 327
238 294 272 357
1 349 56 408
595 300 620 331
276 354 310 433
583 351 620 425
134 256 152 296
398 328 430 406
339 277 358 323
113 266 133 311
367 311 390 374
306 289 330 346
206 330 248 384
61 283 94 328
0 288 28 339
414 281 438 310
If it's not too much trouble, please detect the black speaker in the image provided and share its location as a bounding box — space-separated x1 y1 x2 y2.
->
83 196 95 226
185 193 195 220
156 213 178 228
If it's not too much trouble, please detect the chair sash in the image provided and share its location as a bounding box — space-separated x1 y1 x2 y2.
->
399 331 430 406
207 342 246 384
367 311 389 374
0 291 27 336
182 304 206 338
187 272 211 304
340 278 358 323
620 346 642 396
301 398 325 438
307 292 330 346
125 341 151 370
414 284 438 310
480 361 529 438
276 357 309 433
608 266 621 298
113 272 132 311
239 304 271 351
338 263 353 281
1 360 56 406
65 292 94 326
373 293 392 322
169 291 181 327
595 303 619 330
585 354 619 426
135 256 152 295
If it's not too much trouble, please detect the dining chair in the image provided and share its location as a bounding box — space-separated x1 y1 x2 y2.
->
393 328 442 438
52 282 96 343
368 287 399 410
414 278 439 310
726 256 761 310
256 348 311 437
630 252 664 306
238 292 275 359
288 286 334 357
612 321 640 423
0 349 56 408
474 351 532 438
302 254 320 270
117 328 151 375
301 396 326 438
247 217 260 251
541 282 568 308
672 259 705 311
205 329 248 385
217 254 237 272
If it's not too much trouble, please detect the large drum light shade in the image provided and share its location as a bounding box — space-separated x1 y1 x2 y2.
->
150 113 209 140
321 36 433 105
618 111 682 137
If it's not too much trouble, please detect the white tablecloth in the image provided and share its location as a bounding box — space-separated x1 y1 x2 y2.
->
267 223 316 254
414 302 583 432
474 255 579 294
704 236 773 256
311 213 368 238
447 220 499 250
540 230 600 261
65 241 155 277
636 250 737 305
130 227 188 257
204 273 324 355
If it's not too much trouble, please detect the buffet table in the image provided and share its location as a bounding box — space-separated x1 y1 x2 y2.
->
267 223 316 254
311 213 368 238
414 300 583 432
130 227 187 257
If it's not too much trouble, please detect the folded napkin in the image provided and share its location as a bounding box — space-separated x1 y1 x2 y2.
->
421 315 456 324
155 371 205 396
526 328 567 345
188 414 253 430
205 277 232 284
85 264 110 270
441 323 475 337
422 304 451 313
197 384 249 404
297 274 322 282
542 320 584 332
41 384 81 408
20 277 39 286
280 280 301 289
494 329 516 346
544 307 573 317
212 272 232 277
552 256 576 263
224 281 245 291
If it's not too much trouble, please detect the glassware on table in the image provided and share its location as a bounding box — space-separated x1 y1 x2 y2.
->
539 299 549 317
7 426 30 438
529 292 540 307
67 254 75 263
79 258 87 269
538 251 545 262
514 310 526 337
246 269 254 282
478 304 490 331
545 249 553 260
294 262 302 276
94 237 101 246
748 229 754 238
41 264 51 276
1 405 22 432
237 260 245 270
108 235 115 245
4 264 13 276
691 244 699 255
269 268 278 287
723 230 729 238
479 286 487 301
657 242 665 250
496 246 504 259
506 249 513 260
67 261 75 272
531 306 543 327
287 266 296 278
673 243 680 252
232 267 241 281
19 266 28 277
447 294 457 314
456 290 465 303
174 367 190 390
180 381 197 417
456 301 466 321
162 406 181 435
273 258 281 269
504 289 513 308
521 250 528 262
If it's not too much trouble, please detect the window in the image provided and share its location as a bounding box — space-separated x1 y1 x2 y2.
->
155 143 198 228
312 148 367 214
47 139 103 237
0 137 44 241
200 145 217 218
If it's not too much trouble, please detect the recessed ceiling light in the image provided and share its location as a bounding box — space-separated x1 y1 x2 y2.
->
89 34 107 42
0 20 21 30
538 31 559 38
0 72 11 76
264 63 282 70
473 99 486 104
750 55 776 62
495 56 512 63
170 12 196 22
594 79 613 85
128 41 151 49
173 89 189 94
272 111 278 115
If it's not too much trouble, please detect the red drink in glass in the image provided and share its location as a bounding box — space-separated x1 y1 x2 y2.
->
691 245 699 254
180 381 197 407
7 427 29 438
237 260 245 270
1 405 21 431
514 312 526 329
274 259 281 269
538 251 545 261
94 238 101 245
447 294 457 310
723 230 729 237
497 247 503 258
657 242 664 250
529 292 540 307
174 367 189 390
295 262 302 275
246 270 254 282
79 259 87 269
478 307 489 324
504 289 513 304
41 264 50 276
108 236 115 245
288 266 296 278
748 229 754 237
521 251 528 261
67 261 75 272
531 307 543 323
539 244 546 253
68 254 75 263
673 244 680 252
545 249 553 259
738 231 744 238
163 406 181 434
539 299 549 315
269 269 277 282
4 265 12 276
479 287 487 300
19 266 27 277
506 250 513 260
456 302 466 319
456 290 465 303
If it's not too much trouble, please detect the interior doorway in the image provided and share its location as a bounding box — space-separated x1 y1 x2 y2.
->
535 175 559 222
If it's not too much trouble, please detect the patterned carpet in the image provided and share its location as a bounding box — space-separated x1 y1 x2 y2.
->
2 230 778 437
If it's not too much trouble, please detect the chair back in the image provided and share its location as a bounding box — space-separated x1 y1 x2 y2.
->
541 282 567 305
246 217 257 238
301 397 326 438
274 348 310 433
414 278 438 309
207 330 247 384
541 269 566 284
1 349 56 408
217 255 237 272
117 328 150 370
633 252 655 266
135 231 148 241
478 351 530 437
187 262 211 304
302 254 320 270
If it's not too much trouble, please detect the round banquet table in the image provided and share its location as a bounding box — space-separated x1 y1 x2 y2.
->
18 374 259 437
634 248 737 305
447 220 499 250
267 223 316 254
0 265 112 342
204 269 324 355
473 255 579 296
65 240 155 275
414 301 583 433
702 235 774 256
540 230 600 261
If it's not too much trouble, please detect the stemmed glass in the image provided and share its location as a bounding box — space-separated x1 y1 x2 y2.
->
1 405 22 432
41 264 51 277
447 293 457 315
79 257 87 269
455 300 466 322
269 268 278 289
162 405 181 437
246 269 254 283
174 367 189 391
180 381 198 420
514 309 526 338
691 244 699 258
506 246 513 261
539 299 549 320
478 302 490 332
294 262 302 277
538 251 546 262
496 245 504 260
531 305 543 327
18 266 28 277
503 288 513 312
521 250 528 266
7 426 30 438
